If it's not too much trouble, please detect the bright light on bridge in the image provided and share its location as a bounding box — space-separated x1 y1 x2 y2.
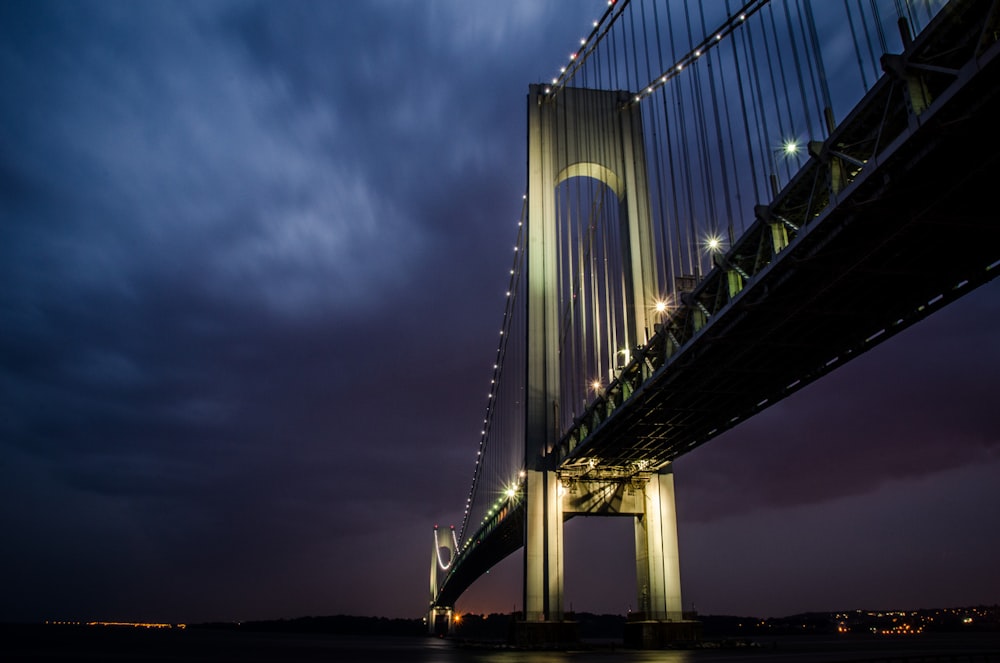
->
704 234 724 253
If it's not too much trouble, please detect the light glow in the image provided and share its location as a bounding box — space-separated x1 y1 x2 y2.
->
434 526 460 571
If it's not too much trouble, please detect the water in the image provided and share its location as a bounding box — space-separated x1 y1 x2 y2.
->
4 626 1000 662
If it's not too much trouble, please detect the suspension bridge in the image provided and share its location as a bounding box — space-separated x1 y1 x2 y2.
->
429 0 1000 647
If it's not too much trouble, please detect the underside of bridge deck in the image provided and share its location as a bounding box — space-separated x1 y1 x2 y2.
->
559 1 1000 472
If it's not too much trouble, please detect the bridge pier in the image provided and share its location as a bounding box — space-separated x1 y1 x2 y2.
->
513 468 580 645
515 464 698 647
523 468 564 622
426 605 453 637
627 467 701 647
634 467 682 621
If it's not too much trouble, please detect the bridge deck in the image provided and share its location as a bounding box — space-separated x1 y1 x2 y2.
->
558 0 1000 471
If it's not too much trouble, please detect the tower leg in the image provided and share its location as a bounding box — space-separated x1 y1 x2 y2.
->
627 466 699 647
523 468 563 621
513 469 578 646
427 606 453 637
634 466 682 620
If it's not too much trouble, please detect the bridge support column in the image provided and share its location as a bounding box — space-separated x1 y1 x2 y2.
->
523 468 564 622
634 465 682 621
627 465 700 647
512 469 579 646
426 606 453 637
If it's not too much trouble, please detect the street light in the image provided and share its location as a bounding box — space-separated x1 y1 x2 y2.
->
704 234 724 253
772 136 805 195
782 138 800 157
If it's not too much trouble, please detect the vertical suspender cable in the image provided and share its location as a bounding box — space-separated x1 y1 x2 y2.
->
713 13 747 240
554 101 567 419
698 3 743 246
590 190 603 386
650 1 674 297
868 0 889 58
661 7 690 282
668 6 700 277
782 0 817 141
622 4 642 347
653 5 693 294
570 99 582 423
742 13 776 206
801 0 835 132
601 189 613 380
763 3 800 186
594 33 616 386
684 2 718 246
726 0 764 220
765 3 796 137
793 0 827 137
844 0 872 92
857 0 882 82
572 97 585 415
757 5 791 189
637 0 664 300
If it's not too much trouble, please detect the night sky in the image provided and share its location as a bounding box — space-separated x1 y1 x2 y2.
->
2 1 998 625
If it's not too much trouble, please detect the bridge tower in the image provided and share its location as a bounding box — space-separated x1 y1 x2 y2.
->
519 84 689 645
428 525 457 636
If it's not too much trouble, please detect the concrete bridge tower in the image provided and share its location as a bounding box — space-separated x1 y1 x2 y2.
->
518 84 692 646
428 525 456 636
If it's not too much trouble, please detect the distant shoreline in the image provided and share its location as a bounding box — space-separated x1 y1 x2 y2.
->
7 605 998 640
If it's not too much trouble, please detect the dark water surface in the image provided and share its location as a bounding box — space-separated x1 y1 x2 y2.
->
3 626 1000 662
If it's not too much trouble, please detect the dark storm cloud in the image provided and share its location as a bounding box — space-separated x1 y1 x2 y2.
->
1 1 425 321
0 0 612 622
